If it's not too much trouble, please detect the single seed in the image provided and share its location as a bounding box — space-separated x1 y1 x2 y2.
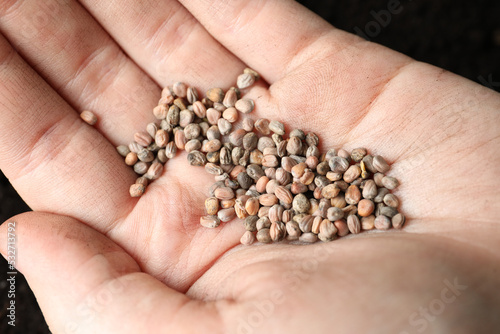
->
129 183 145 197
374 215 391 230
374 173 385 187
192 101 207 118
259 194 279 206
299 232 318 243
321 184 341 199
361 215 376 230
270 221 286 242
186 86 199 104
327 207 344 221
383 193 399 207
347 215 361 234
145 161 164 180
133 161 150 175
223 88 238 108
373 155 391 173
235 98 255 114
80 110 97 125
256 228 272 243
269 120 285 135
244 215 259 232
173 82 187 98
318 220 338 241
345 185 362 204
374 187 390 203
257 216 271 230
382 176 399 190
205 197 219 215
222 107 239 122
362 180 378 199
286 221 301 240
334 220 350 237
392 213 406 229
206 88 224 103
357 199 375 217
187 150 207 166
200 215 221 228
153 105 168 119
343 165 361 183
245 197 260 216
242 118 254 132
292 193 310 214
351 148 367 162
237 73 256 89
218 207 236 222
362 155 378 173
255 118 271 135
206 108 222 125
125 152 138 166
240 230 256 245
137 149 155 162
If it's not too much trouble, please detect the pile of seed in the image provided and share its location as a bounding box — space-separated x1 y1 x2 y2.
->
115 68 405 245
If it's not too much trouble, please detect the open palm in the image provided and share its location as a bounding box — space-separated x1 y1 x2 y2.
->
0 1 499 333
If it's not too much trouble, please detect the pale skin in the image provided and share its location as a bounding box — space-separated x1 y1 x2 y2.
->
0 0 499 333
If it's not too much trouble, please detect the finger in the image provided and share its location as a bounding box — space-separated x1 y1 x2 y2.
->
78 0 251 90
0 212 225 333
178 0 361 83
0 0 161 145
0 35 134 230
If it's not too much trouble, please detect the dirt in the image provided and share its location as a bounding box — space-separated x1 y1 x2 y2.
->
0 0 499 332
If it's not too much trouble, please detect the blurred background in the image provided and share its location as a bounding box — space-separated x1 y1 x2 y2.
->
1 0 499 332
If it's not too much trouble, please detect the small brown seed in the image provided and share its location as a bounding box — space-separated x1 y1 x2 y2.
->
305 156 319 170
134 131 153 147
286 137 302 155
292 193 310 214
361 215 376 230
165 141 177 159
327 207 344 221
133 161 150 175
382 176 399 190
137 149 155 162
254 118 271 135
222 107 239 123
259 194 279 206
244 215 259 232
374 215 391 230
256 216 271 230
129 183 145 197
245 197 260 216
319 219 338 241
269 204 284 223
80 110 97 125
347 215 361 234
362 155 377 173
223 88 238 108
262 155 279 168
392 213 406 229
345 185 362 204
342 204 358 217
242 132 258 151
125 152 138 166
206 108 222 125
220 199 235 209
237 172 253 190
286 221 301 240
145 161 164 180
334 219 350 237
203 139 222 153
362 180 378 199
116 145 131 157
291 162 307 178
331 194 347 209
269 120 285 135
383 193 399 207
153 105 168 119
357 199 375 217
351 148 367 162
174 129 187 150
192 101 207 118
240 230 256 245
187 150 207 166
241 117 253 131
205 163 223 175
218 207 236 222
205 197 219 215
235 98 255 114
172 82 187 98
270 221 286 242
135 176 149 187
373 155 390 173
256 176 269 193
237 73 256 89
321 184 341 199
299 232 318 243
154 129 169 148
185 139 202 153
343 165 361 183
329 156 349 173
186 86 199 104
200 215 221 228
167 105 180 126
379 206 399 218
206 87 224 103
229 129 246 147
275 186 294 204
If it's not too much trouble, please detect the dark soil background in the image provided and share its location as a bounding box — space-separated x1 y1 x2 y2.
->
1 0 499 333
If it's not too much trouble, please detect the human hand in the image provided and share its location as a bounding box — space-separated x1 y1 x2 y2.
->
0 0 499 333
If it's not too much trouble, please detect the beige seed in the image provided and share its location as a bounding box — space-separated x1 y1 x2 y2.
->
256 228 272 243
155 129 169 148
319 219 338 241
374 215 392 230
235 98 255 114
347 215 361 234
218 207 236 222
256 176 270 193
254 118 271 135
361 215 376 230
206 108 222 125
343 165 361 183
321 184 341 199
153 105 168 119
270 221 286 242
240 230 256 245
383 193 399 207
205 197 219 215
220 199 235 209
269 120 285 135
345 185 361 204
145 161 164 180
373 155 390 173
237 73 256 89
382 176 399 190
125 152 138 166
129 183 145 197
80 110 97 125
299 232 318 243
222 107 239 123
334 219 350 237
200 215 221 228
134 131 153 147
206 87 224 103
135 176 149 187
192 101 207 118
172 82 187 98
245 197 260 216
357 199 375 217
223 88 238 108
214 187 235 200
392 213 406 229
286 221 301 240
274 186 293 204
259 194 279 206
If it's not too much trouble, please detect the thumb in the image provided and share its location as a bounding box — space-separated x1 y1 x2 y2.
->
0 212 226 333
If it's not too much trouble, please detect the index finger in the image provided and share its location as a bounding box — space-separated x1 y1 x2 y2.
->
178 0 360 83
